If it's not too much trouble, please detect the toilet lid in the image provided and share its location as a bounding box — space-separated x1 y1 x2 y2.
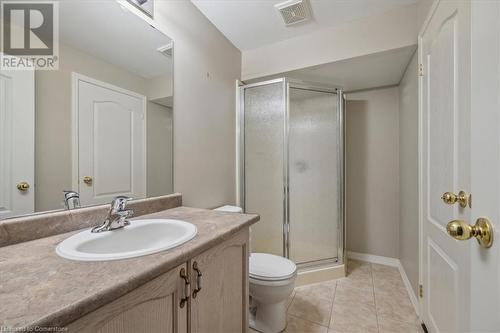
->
249 253 297 281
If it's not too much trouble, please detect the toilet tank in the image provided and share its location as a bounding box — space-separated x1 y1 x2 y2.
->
214 205 243 213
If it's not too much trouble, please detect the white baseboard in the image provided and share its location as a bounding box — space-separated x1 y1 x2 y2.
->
347 251 400 267
346 251 419 316
397 262 420 316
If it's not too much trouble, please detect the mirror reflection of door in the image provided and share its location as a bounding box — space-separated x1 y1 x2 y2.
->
73 74 146 206
0 59 35 218
0 1 174 219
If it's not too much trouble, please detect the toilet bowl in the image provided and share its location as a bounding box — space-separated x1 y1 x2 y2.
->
249 253 297 333
214 206 297 333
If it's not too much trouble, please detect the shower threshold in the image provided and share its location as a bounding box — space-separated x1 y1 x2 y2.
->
295 257 345 286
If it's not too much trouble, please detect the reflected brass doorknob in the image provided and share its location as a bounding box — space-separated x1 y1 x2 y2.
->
442 191 470 208
83 176 93 185
16 182 30 192
446 218 494 248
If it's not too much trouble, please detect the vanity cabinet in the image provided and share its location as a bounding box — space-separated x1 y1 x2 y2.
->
189 230 249 333
67 264 187 333
67 229 249 333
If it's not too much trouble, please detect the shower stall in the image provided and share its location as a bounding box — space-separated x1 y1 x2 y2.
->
239 78 345 270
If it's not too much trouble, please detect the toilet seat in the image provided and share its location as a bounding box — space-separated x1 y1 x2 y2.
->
249 253 297 282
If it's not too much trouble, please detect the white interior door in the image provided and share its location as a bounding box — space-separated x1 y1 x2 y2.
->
420 1 471 332
469 1 500 331
421 1 500 331
0 65 35 219
73 73 146 206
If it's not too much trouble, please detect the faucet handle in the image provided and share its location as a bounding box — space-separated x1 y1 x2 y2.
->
115 209 134 226
64 190 79 199
110 196 132 212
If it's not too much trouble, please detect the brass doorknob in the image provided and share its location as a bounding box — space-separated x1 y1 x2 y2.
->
83 176 93 185
16 182 30 192
446 218 494 248
442 191 470 208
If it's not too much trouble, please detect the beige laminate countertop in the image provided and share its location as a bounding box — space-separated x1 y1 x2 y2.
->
0 206 259 331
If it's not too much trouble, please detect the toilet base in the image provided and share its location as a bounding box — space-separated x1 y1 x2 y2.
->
249 299 287 333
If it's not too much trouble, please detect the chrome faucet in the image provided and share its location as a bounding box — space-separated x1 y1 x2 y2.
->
91 196 134 233
63 190 80 210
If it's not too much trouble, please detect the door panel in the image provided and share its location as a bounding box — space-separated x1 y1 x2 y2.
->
190 230 249 333
0 66 34 219
74 74 146 206
427 13 458 230
93 102 134 195
421 1 470 332
427 238 458 332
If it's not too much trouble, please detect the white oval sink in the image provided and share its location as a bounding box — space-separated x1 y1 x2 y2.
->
56 219 197 261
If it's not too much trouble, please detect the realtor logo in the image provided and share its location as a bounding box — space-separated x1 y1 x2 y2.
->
1 1 59 70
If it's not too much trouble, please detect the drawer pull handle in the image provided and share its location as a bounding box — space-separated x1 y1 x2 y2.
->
192 261 202 298
180 268 190 308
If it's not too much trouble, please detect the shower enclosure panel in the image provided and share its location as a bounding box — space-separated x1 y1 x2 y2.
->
240 78 344 267
288 87 340 265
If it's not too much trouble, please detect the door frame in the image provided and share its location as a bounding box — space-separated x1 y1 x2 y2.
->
71 72 147 195
417 0 441 319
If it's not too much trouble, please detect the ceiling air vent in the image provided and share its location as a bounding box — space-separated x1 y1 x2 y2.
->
275 0 312 26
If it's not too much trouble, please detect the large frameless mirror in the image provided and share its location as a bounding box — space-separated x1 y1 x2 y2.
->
0 0 174 220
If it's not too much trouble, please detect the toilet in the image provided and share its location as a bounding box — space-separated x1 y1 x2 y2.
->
214 206 297 333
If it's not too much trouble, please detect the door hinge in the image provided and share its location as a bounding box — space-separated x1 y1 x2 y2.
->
419 284 423 298
418 63 424 77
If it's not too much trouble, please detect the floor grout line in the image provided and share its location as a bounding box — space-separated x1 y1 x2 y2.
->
287 313 330 329
286 290 296 311
327 281 337 329
370 263 381 333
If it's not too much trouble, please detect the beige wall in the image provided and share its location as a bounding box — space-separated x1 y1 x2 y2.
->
242 4 418 80
345 87 400 258
148 73 173 101
147 1 241 208
398 52 419 295
147 103 173 197
35 43 151 211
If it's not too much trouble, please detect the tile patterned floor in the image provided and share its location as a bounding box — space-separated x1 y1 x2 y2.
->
250 260 423 333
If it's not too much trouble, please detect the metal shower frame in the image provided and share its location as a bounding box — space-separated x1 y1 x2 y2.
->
238 77 345 268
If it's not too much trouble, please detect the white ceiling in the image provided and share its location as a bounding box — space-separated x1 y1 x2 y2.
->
248 45 417 91
59 0 172 79
191 0 418 51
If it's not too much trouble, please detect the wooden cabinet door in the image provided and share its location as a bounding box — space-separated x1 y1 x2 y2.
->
189 230 249 333
67 264 188 333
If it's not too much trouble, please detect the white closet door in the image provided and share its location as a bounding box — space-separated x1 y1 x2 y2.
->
0 65 35 219
74 74 146 206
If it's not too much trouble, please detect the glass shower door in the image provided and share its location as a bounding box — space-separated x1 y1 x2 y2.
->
243 81 285 256
288 87 339 264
